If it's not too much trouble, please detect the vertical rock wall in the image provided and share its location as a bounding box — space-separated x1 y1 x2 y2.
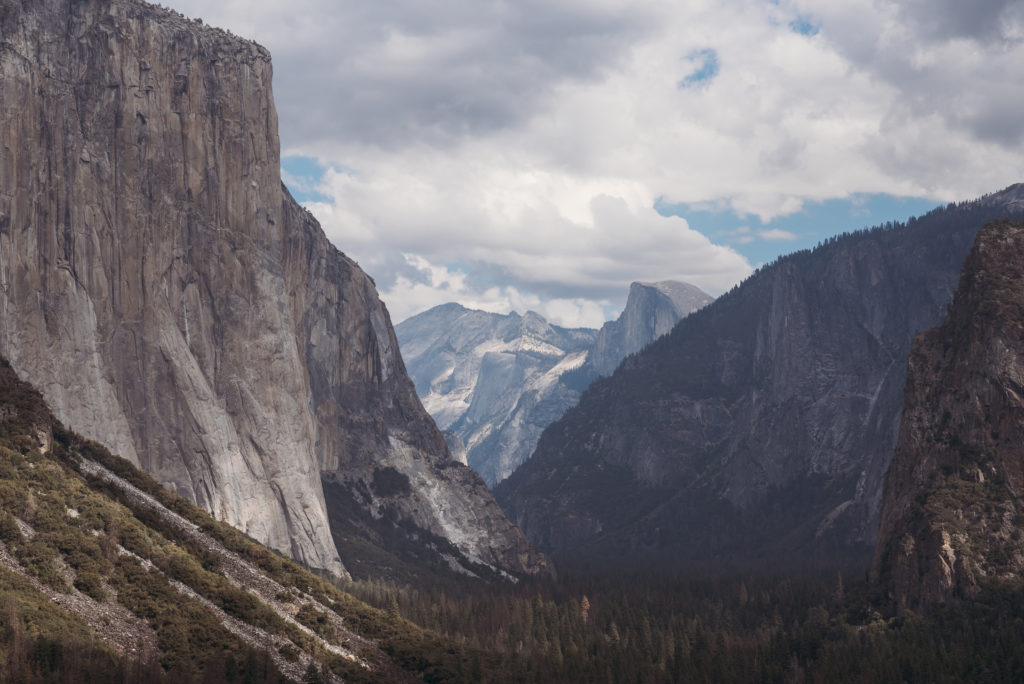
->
873 220 1024 609
0 0 547 580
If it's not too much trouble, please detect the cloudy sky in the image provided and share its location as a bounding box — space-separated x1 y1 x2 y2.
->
165 0 1024 327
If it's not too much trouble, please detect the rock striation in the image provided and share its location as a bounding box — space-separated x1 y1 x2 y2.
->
0 0 547 581
396 281 710 485
496 188 1024 568
873 219 1024 609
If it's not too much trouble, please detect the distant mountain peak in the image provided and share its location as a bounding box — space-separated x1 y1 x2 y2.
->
396 280 713 486
586 280 714 377
633 280 715 313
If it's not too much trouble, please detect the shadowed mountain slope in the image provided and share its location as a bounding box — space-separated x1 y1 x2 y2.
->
397 281 711 485
496 186 1024 569
873 219 1024 610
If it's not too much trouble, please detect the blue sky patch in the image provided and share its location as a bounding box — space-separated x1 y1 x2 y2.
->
281 155 332 204
788 16 820 36
679 49 720 88
657 194 941 266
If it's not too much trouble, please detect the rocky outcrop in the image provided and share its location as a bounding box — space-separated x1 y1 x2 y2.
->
443 430 469 466
873 220 1024 609
396 281 710 486
496 188 1024 568
0 0 547 581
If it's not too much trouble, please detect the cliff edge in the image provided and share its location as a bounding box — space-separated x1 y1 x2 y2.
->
0 0 547 580
873 219 1024 609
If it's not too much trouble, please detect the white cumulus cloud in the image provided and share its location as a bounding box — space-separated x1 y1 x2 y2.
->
162 0 1024 325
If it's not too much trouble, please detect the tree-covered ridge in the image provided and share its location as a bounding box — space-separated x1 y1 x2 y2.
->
497 186 1024 568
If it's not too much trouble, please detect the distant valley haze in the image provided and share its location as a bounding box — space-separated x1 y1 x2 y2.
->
162 0 1024 328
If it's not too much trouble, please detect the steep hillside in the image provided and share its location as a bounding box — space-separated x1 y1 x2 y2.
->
0 0 546 581
873 219 1024 610
0 356 511 683
396 281 711 485
496 187 1024 568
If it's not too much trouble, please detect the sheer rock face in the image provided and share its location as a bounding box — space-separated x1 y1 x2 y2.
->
0 0 548 580
496 189 1024 568
586 281 713 377
873 220 1024 609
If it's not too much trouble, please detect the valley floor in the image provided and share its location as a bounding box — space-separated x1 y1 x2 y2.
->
345 566 1024 683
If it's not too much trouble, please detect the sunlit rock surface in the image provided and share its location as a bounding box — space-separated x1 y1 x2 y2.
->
0 0 548 581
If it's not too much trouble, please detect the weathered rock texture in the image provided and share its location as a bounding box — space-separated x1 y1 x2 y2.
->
873 220 1024 609
0 0 547 581
496 188 1024 568
396 281 710 486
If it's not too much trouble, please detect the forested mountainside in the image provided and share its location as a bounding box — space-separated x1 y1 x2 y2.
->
0 0 546 583
396 281 710 485
873 219 1024 610
497 185 1024 569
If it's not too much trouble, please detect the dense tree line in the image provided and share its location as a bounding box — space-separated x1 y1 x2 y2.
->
343 567 1024 683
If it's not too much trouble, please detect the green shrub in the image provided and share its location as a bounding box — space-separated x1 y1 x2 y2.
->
73 571 107 601
371 467 411 497
0 511 22 543
296 603 337 643
278 643 300 662
15 539 67 591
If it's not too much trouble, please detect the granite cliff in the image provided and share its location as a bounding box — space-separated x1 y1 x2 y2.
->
585 281 713 378
0 0 546 581
873 219 1024 609
396 281 711 485
496 188 1024 568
